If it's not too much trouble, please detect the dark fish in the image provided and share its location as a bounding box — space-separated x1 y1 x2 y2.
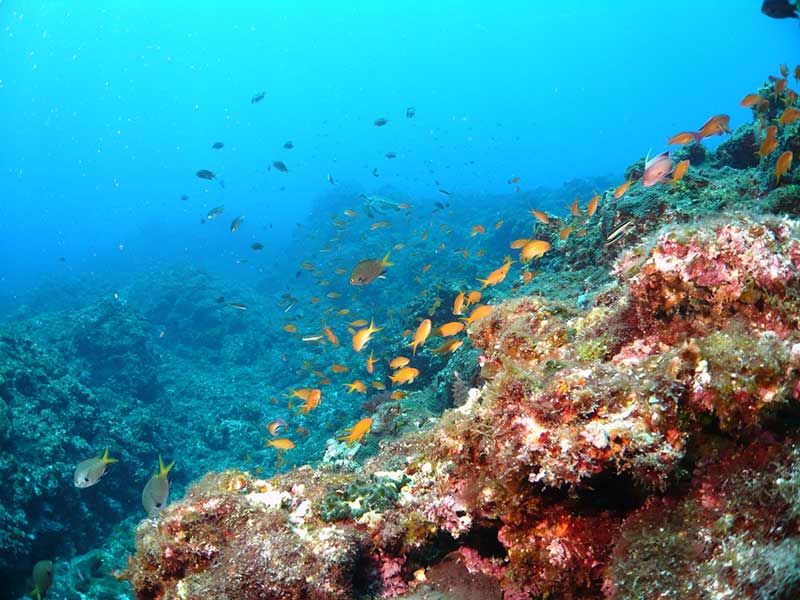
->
349 253 393 286
207 206 224 220
230 215 245 233
762 0 798 18
216 296 226 303
58 256 66 262
438 188 452 196
251 91 266 104
327 173 336 185
196 169 215 180
272 160 289 173
180 194 189 201
406 107 416 118
283 141 294 149
31 560 53 600
219 179 226 189
212 142 224 149
372 167 380 177
385 152 397 159
227 302 248 310
374 117 389 127
251 242 264 250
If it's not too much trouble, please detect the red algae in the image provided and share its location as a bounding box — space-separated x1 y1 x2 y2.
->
124 214 800 599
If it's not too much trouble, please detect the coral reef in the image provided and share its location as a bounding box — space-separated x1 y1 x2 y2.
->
123 212 800 598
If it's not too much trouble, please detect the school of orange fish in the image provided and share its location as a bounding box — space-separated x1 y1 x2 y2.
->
256 65 799 464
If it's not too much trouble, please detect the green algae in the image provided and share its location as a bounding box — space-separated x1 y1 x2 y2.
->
320 471 410 522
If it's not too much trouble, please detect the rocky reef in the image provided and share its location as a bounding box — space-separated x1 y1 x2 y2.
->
122 211 800 598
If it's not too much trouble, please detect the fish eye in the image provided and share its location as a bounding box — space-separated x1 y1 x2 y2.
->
84 477 90 482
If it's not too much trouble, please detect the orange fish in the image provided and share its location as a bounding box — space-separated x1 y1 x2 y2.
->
389 356 410 369
775 78 787 97
310 297 321 304
522 270 537 284
766 125 778 140
326 291 341 299
775 150 793 184
371 381 386 390
266 438 295 451
409 319 432 356
344 380 367 394
433 339 463 355
510 238 530 249
477 260 513 289
331 364 349 373
296 389 322 414
421 263 432 273
531 209 550 224
462 304 492 326
759 136 778 159
350 319 368 327
780 64 789 78
671 159 690 184
323 326 339 346
466 290 482 306
779 107 800 125
569 197 581 216
389 366 420 385
437 321 465 337
586 194 599 217
494 219 504 230
390 391 407 400
614 179 632 199
520 240 551 261
559 226 573 241
343 209 357 217
283 324 297 333
366 351 376 375
370 220 391 230
337 308 351 316
453 291 465 315
697 114 731 140
785 90 798 106
470 224 486 236
667 131 697 145
339 417 373 445
352 320 381 352
740 93 763 108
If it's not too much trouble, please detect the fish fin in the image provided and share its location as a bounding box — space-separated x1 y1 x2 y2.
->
30 588 41 600
101 448 119 464
158 455 175 478
381 252 394 267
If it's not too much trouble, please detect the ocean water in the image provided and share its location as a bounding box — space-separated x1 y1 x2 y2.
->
2 2 799 599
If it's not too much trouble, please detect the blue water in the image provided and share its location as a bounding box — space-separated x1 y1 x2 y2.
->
1 1 796 307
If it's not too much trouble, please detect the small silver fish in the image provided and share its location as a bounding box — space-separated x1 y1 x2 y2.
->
74 448 118 488
142 456 174 515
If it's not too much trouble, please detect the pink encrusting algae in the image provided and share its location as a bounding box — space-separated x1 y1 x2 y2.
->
123 209 800 598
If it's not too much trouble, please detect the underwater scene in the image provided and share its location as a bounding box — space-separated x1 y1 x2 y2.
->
3 2 800 599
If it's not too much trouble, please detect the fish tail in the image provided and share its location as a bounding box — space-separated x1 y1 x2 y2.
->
381 252 394 267
101 448 119 464
158 455 175 478
476 278 488 290
30 588 41 600
692 131 702 143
